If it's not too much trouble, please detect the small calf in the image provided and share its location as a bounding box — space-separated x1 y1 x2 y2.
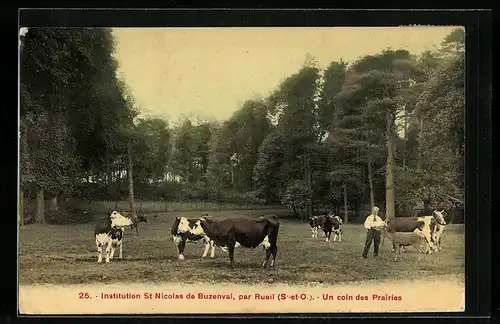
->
385 230 429 261
94 211 134 264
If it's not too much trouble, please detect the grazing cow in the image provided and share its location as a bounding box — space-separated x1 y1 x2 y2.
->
309 215 327 238
93 211 134 263
185 214 280 269
385 210 447 254
170 213 214 260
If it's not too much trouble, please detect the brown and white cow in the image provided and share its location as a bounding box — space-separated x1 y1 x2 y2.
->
431 211 447 251
385 210 447 254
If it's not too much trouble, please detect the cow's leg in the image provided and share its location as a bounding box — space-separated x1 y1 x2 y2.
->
210 240 215 258
311 227 315 238
270 241 278 268
438 237 442 251
110 243 116 260
177 240 186 260
105 243 112 263
227 241 236 268
338 230 342 242
202 238 210 258
395 245 402 261
262 247 272 269
119 241 123 259
96 241 103 263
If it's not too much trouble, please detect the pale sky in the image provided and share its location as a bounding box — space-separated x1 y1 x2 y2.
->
111 26 461 123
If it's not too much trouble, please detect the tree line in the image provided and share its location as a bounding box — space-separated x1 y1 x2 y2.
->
19 27 465 225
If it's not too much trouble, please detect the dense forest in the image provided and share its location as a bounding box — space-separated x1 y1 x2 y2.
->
19 28 465 225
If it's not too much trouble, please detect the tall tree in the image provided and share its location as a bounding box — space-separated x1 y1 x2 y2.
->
268 59 320 220
335 49 422 220
20 27 136 222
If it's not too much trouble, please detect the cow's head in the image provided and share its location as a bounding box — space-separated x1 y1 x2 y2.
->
175 216 192 234
432 210 447 225
109 211 134 227
189 219 207 236
256 214 280 228
199 213 211 221
309 216 317 226
137 214 149 224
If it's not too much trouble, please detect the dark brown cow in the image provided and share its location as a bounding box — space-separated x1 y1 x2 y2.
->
184 214 280 269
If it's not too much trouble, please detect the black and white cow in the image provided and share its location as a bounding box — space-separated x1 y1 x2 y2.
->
309 215 327 238
329 214 343 242
93 211 134 263
170 213 214 260
319 214 343 243
181 214 280 269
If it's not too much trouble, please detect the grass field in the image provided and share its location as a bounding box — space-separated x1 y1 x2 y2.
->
18 210 465 286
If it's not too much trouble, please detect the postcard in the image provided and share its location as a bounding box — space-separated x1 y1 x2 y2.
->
18 24 465 315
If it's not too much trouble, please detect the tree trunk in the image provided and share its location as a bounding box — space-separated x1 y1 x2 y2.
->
127 141 137 223
35 187 45 224
306 151 313 221
417 118 423 170
385 113 396 221
49 195 58 211
403 107 408 169
19 191 24 227
343 183 348 224
368 158 375 209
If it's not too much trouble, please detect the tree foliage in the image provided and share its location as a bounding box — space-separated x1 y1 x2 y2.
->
19 28 465 223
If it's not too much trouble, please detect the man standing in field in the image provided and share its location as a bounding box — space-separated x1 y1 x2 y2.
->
362 206 385 259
